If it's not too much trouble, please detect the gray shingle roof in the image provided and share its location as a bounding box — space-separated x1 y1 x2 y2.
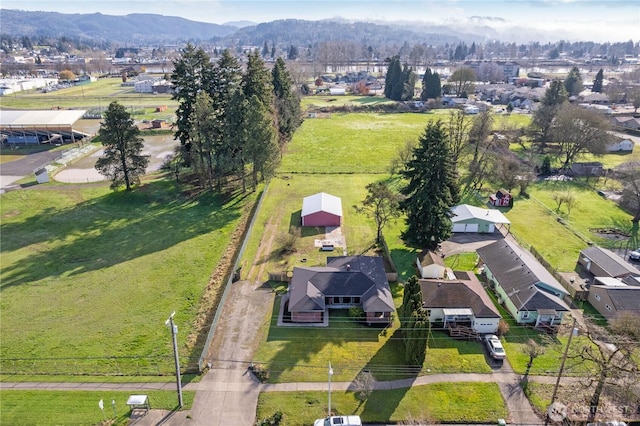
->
599 286 640 311
477 240 570 312
580 246 640 278
419 272 501 319
289 256 394 313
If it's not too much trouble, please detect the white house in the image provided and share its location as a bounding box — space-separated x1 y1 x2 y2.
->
451 204 511 233
419 271 502 336
607 137 634 153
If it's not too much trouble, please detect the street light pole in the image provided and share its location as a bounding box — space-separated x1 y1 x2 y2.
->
166 311 183 408
328 362 333 418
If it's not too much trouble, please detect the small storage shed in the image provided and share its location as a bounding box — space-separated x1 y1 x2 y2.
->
301 192 342 227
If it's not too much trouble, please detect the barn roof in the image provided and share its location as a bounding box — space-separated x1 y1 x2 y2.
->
451 204 510 225
301 192 343 217
0 110 86 128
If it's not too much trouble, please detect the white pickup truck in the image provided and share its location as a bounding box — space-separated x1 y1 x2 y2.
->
314 415 362 426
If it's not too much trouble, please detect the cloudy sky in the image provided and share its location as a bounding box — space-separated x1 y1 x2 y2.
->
2 0 639 42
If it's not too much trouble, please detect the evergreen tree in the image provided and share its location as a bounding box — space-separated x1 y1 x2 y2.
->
171 43 213 166
420 68 442 101
592 68 604 93
243 50 273 106
400 276 428 366
564 66 583 96
95 101 149 191
400 121 458 250
189 92 217 189
210 50 242 190
384 55 402 100
272 57 302 146
262 41 269 58
401 64 416 101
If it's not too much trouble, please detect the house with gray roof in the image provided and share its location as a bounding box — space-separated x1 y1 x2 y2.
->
288 256 395 325
587 278 640 320
419 271 502 337
579 246 640 281
477 239 570 332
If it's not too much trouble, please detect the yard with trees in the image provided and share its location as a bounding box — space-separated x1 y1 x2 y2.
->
2 66 639 424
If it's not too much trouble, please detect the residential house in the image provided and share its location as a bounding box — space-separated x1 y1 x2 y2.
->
606 137 634 153
419 271 502 337
301 192 342 227
489 189 512 207
569 162 605 177
587 277 640 319
451 204 511 233
477 239 570 332
287 256 395 325
612 116 640 132
578 246 640 282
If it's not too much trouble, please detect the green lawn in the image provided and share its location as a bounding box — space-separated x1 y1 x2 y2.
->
280 113 440 174
256 383 507 426
0 180 257 374
0 77 177 111
0 390 194 426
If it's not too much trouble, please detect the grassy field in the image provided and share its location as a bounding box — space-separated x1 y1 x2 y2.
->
0 390 194 426
0 180 258 374
0 76 176 111
256 383 508 426
280 113 440 174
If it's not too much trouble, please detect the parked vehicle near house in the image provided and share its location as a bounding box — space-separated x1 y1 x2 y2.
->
484 334 506 359
629 248 640 261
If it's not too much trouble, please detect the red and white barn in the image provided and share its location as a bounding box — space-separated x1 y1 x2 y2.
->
301 192 342 227
489 189 512 207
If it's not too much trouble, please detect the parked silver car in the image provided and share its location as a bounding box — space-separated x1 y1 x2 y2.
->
484 334 506 359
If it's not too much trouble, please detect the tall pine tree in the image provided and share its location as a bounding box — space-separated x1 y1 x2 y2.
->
400 121 459 250
420 67 441 100
272 57 302 146
592 68 604 93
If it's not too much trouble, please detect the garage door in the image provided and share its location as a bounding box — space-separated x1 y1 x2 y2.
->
452 224 466 232
465 223 479 233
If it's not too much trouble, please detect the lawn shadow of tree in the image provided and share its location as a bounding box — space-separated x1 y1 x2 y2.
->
357 328 417 422
258 303 385 383
0 180 246 289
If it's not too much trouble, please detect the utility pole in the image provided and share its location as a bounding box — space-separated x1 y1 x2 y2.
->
327 362 333 418
166 311 184 408
544 316 577 425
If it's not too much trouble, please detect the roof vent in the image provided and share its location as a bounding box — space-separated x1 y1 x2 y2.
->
346 264 350 271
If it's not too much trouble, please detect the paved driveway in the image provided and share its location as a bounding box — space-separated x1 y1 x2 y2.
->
0 149 61 189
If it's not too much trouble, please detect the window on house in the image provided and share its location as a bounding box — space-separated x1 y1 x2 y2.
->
522 311 530 319
594 294 601 301
605 304 612 311
353 297 361 304
333 297 340 304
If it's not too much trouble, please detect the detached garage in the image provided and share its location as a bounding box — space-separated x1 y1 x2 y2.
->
451 204 510 233
301 192 343 227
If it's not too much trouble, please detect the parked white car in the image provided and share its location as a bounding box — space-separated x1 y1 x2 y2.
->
484 334 506 359
314 416 362 426
629 248 640 261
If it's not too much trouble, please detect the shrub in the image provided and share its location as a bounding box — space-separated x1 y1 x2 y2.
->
349 306 365 321
257 411 283 426
497 319 510 336
252 363 270 382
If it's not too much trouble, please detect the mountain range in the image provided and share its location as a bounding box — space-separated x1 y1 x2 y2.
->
0 9 611 47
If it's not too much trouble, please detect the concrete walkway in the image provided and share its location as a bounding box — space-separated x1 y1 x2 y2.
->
3 368 550 425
